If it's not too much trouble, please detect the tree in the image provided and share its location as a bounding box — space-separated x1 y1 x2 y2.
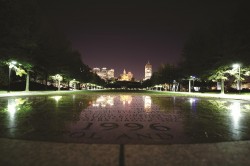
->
208 66 231 94
148 64 181 90
180 4 250 78
51 74 63 91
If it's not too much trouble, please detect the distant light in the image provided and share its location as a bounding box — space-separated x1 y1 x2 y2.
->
233 64 240 68
190 76 195 78
11 61 17 65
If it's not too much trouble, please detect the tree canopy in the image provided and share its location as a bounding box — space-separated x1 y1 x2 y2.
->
0 0 103 89
180 5 250 78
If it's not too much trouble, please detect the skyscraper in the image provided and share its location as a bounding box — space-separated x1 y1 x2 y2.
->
92 67 114 80
144 61 152 80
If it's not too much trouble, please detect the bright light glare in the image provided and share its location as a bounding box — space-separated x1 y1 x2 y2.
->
189 98 196 104
233 64 240 68
7 99 17 119
230 101 241 121
229 101 242 139
11 61 17 65
51 96 62 102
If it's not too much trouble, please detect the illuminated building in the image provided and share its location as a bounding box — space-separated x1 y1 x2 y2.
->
119 69 133 81
107 69 114 79
144 61 152 80
92 67 114 80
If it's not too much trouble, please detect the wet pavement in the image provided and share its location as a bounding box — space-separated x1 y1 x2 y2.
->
0 94 250 144
0 93 250 165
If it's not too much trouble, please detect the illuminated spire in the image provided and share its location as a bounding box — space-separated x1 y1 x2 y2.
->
144 61 152 80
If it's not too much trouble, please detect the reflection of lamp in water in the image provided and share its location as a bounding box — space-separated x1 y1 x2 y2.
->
229 101 241 139
7 99 17 135
189 98 196 104
120 95 132 105
7 98 26 115
51 96 62 102
189 98 197 111
7 99 17 121
230 101 241 123
143 96 152 112
7 98 26 135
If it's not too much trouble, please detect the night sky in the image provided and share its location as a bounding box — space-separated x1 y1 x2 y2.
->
39 0 239 79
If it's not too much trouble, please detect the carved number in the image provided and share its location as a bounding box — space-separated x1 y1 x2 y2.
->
100 123 119 130
149 123 170 131
124 123 143 130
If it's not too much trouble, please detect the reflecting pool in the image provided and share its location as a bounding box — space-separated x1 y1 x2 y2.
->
0 94 250 144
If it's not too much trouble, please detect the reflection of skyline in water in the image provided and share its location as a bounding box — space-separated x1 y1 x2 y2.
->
92 95 114 107
0 95 250 144
120 95 132 105
143 96 152 113
90 95 152 113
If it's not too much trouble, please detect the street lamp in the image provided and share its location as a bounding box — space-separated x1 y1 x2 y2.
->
8 61 17 93
188 76 195 93
233 64 241 91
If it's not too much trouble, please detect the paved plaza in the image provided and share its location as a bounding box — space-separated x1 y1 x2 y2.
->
0 91 250 165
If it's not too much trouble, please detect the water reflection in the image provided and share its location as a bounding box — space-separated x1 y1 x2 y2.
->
50 96 63 109
51 96 62 102
92 95 114 107
0 95 250 144
143 96 152 112
5 98 30 136
189 98 198 112
7 98 25 125
229 101 242 139
120 95 132 105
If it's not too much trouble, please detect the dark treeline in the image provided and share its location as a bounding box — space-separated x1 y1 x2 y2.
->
144 3 250 92
0 0 104 90
142 64 182 90
180 4 250 78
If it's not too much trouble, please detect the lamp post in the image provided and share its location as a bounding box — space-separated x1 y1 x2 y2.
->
233 64 241 91
8 61 17 93
188 76 195 93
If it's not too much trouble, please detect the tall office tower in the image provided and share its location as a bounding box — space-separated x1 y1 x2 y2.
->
107 69 115 79
144 61 152 80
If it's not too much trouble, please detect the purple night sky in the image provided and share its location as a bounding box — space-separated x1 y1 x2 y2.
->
39 0 238 79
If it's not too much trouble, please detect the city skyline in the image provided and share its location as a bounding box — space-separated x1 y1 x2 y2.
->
38 0 241 79
92 61 152 80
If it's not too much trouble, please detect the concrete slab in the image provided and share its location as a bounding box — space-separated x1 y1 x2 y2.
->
1 138 250 166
